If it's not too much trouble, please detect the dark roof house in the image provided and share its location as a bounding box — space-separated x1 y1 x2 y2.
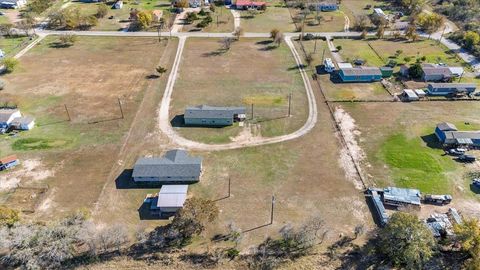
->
184 105 246 126
133 149 202 184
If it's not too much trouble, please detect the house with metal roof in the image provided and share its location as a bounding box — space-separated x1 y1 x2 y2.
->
338 67 382 82
435 122 480 146
0 109 21 128
421 64 453 82
402 89 419 101
426 83 476 96
234 0 266 9
184 105 246 126
382 187 421 208
133 149 202 184
368 188 389 226
308 1 338 11
150 185 188 214
0 0 26 8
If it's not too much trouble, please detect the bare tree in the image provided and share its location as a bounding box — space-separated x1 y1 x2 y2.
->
96 224 130 253
233 27 244 40
221 37 234 51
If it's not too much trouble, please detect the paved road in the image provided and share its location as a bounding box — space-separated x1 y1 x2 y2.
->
157 36 318 151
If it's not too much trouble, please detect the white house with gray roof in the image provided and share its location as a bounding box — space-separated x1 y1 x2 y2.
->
184 105 246 126
133 149 202 184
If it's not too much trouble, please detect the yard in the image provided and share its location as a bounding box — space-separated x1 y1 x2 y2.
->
0 36 30 57
170 37 309 143
181 6 234 33
239 1 295 32
65 0 173 31
336 102 480 217
0 35 175 219
334 38 469 69
289 8 346 32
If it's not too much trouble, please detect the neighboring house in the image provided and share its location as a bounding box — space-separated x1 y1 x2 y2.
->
184 105 246 126
421 64 453 82
426 83 477 96
150 185 188 214
435 122 480 147
189 0 201 7
0 0 26 9
0 155 19 171
235 0 266 10
113 0 123 9
308 1 338 11
338 67 382 82
10 116 35 130
0 109 21 129
133 149 202 184
399 64 409 77
152 10 163 22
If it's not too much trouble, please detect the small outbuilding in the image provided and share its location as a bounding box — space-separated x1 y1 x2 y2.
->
235 0 266 10
380 66 393 78
402 89 419 101
324 58 335 73
382 187 421 208
0 155 19 170
184 105 246 126
113 0 123 9
151 185 188 213
133 149 202 184
414 89 426 98
421 64 453 82
10 116 35 130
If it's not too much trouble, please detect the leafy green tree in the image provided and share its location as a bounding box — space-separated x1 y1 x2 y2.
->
2 58 19 73
454 218 480 269
376 25 385 39
137 11 153 29
465 31 480 49
59 34 77 47
416 13 444 37
0 207 19 227
156 65 167 76
378 212 435 269
336 45 342 51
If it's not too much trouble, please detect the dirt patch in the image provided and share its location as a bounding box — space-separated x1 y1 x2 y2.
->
229 124 262 143
334 107 365 190
0 159 55 192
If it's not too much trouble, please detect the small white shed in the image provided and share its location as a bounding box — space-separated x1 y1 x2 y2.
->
414 89 426 98
402 89 419 101
156 185 188 213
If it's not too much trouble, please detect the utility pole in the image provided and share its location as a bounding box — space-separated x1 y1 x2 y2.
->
314 36 317 53
438 25 446 44
251 103 254 120
117 98 124 119
64 104 71 121
217 15 219 28
287 93 292 117
459 71 465 82
321 48 326 63
270 195 275 224
227 177 231 198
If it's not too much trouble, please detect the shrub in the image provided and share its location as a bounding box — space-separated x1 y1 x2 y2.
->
2 58 18 73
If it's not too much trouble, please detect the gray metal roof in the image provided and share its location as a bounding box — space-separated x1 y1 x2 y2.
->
0 109 19 123
157 185 189 208
422 65 452 76
428 83 477 89
185 105 246 119
436 122 457 132
383 187 421 206
340 67 382 76
132 149 202 178
445 131 480 140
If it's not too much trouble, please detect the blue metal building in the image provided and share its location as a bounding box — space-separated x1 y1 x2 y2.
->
427 83 477 96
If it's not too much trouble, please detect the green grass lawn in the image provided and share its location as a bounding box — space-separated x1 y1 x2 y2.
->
0 36 30 57
379 133 456 194
240 2 295 33
290 9 345 32
182 6 234 33
334 38 469 70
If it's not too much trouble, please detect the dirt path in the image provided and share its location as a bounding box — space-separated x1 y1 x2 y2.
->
326 36 343 63
340 11 349 32
157 36 318 151
14 33 46 59
230 8 241 30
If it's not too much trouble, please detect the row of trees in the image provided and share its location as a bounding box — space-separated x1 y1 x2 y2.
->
48 7 99 30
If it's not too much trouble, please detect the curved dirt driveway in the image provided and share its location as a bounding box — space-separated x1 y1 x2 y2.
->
158 36 318 151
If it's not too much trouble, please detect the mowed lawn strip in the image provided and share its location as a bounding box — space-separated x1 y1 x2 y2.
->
240 0 295 32
172 37 309 143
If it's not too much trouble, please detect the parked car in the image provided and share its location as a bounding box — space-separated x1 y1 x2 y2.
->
473 178 480 188
458 154 476 162
448 148 465 156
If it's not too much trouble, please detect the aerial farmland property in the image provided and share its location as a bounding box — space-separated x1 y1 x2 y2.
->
0 0 480 269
